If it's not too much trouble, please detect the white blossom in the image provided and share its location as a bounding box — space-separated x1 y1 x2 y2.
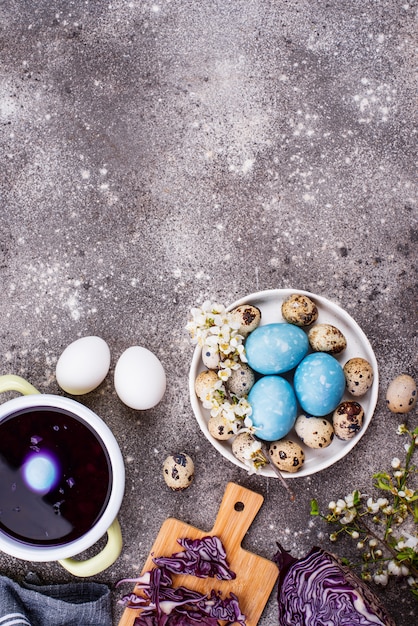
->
399 533 418 551
186 301 248 381
344 493 356 508
374 571 389 586
367 498 380 514
340 509 356 524
387 560 402 576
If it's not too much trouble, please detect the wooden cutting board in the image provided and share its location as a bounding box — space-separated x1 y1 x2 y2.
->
118 482 279 626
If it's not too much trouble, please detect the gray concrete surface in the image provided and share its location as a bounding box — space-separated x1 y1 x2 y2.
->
0 1 417 624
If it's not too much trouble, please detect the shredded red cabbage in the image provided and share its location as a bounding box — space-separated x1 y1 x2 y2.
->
153 535 236 580
273 543 396 626
117 536 246 626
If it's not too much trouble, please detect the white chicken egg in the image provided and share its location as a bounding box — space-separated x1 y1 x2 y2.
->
56 336 111 395
114 346 166 410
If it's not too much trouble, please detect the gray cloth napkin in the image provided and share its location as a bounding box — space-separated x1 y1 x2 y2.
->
0 573 112 626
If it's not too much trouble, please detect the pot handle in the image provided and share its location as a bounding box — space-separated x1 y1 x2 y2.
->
58 518 123 577
0 374 41 396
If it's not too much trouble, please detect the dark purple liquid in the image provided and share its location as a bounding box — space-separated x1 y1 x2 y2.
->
0 407 112 546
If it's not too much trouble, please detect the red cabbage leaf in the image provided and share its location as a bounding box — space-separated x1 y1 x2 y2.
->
273 543 396 626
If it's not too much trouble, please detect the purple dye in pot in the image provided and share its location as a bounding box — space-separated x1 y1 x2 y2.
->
0 407 112 546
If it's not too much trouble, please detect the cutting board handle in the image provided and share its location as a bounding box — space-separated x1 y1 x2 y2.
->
210 482 264 543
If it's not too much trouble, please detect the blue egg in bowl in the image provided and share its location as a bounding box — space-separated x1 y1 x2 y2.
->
294 352 346 416
247 375 297 441
245 323 309 375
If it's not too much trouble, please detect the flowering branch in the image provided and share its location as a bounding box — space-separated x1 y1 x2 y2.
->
311 424 418 598
187 301 254 438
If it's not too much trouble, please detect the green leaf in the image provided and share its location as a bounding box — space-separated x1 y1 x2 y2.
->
373 475 392 491
396 549 414 563
353 490 361 506
310 499 320 516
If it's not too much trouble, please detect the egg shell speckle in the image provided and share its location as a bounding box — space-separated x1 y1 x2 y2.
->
226 363 255 397
308 323 347 354
247 375 297 441
208 414 239 440
114 346 166 410
343 357 374 397
281 293 318 326
294 352 346 416
386 374 417 414
232 432 265 465
245 322 309 375
56 336 111 395
229 304 261 335
195 369 219 402
332 401 364 440
268 439 305 473
163 453 194 491
201 343 220 369
294 414 335 449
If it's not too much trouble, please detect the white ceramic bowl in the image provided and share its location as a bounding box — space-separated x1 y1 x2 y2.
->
189 289 379 478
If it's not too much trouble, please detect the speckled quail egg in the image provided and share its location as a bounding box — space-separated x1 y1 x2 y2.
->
226 363 255 397
195 370 219 402
163 453 194 491
332 401 364 440
201 343 221 369
308 323 347 354
295 414 335 449
208 414 241 440
281 293 318 327
229 304 261 336
232 431 259 461
268 439 305 473
232 432 267 469
343 357 374 397
386 374 417 414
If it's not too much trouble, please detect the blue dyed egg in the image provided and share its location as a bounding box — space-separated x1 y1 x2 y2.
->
245 323 309 375
294 353 345 416
248 376 297 441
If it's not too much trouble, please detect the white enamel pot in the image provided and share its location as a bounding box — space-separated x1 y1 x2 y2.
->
0 375 125 577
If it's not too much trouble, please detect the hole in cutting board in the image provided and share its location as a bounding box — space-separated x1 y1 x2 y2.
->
234 501 245 511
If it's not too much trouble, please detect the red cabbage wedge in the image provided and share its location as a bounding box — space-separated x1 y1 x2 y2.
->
273 544 396 626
